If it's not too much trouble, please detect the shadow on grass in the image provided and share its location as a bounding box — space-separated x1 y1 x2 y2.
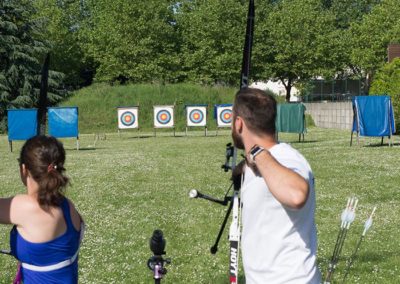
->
66 147 99 151
287 140 319 144
125 135 153 139
321 250 396 272
363 142 399 147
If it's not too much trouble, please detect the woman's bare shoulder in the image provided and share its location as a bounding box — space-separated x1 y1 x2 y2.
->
66 199 83 231
8 194 38 224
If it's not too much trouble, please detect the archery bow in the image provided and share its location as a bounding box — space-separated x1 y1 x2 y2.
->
229 1 255 283
188 1 254 282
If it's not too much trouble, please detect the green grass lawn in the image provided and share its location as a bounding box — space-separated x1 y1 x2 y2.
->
1 128 399 283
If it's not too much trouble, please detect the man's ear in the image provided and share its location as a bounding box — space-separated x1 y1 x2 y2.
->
234 116 244 133
21 164 28 176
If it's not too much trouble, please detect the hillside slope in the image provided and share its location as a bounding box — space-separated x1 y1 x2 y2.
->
62 83 237 134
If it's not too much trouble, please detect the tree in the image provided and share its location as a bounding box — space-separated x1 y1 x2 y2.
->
0 0 68 132
254 0 340 101
79 0 181 84
33 0 92 88
349 0 400 92
370 58 400 127
177 0 248 85
325 0 381 80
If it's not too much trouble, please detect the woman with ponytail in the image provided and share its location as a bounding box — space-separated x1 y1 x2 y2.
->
0 135 84 283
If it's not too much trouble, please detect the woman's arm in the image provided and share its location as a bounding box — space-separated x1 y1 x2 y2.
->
0 197 13 224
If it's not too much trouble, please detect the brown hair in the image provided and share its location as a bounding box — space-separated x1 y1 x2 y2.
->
19 135 69 209
233 88 277 135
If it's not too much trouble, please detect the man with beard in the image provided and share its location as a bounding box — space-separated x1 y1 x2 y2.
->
232 88 321 284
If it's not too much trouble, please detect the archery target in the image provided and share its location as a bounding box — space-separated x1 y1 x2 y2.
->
118 107 138 129
217 105 233 127
154 106 174 128
187 106 207 127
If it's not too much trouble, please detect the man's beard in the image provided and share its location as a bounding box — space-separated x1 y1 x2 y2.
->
232 127 244 149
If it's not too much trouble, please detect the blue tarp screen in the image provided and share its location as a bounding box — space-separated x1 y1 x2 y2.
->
8 109 38 141
48 107 79 138
352 96 395 136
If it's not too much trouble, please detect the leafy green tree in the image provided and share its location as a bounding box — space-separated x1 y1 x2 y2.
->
349 0 400 92
0 0 68 132
325 0 381 79
177 0 248 85
254 0 339 101
370 58 400 127
79 0 180 84
33 0 92 88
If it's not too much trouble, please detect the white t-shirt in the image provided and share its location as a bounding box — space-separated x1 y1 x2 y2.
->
241 143 321 284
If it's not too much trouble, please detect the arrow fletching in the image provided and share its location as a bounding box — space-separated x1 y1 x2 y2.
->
362 206 377 236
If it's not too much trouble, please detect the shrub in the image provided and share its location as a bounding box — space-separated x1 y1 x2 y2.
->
370 58 400 131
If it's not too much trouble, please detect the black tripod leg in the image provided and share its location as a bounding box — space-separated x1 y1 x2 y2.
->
210 199 233 254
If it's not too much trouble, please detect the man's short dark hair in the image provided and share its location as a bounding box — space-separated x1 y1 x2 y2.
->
233 88 276 135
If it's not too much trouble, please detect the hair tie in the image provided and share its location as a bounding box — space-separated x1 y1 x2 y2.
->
47 163 57 173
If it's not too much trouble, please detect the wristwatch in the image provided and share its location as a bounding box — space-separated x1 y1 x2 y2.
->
249 145 265 163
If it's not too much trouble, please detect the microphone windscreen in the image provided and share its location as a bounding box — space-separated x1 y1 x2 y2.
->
150 229 166 256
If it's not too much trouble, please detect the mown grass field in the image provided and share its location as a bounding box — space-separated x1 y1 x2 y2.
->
1 127 399 283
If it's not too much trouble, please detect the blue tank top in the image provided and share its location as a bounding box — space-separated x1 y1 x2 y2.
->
10 198 81 284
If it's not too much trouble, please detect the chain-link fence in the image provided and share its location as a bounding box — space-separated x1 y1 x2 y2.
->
302 79 366 102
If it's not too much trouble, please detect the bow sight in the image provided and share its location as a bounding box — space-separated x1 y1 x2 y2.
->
222 143 235 172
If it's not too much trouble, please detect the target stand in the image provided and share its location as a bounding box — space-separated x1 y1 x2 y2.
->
185 105 208 136
117 106 140 138
153 105 175 137
215 104 233 136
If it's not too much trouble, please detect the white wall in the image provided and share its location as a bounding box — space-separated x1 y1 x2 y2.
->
304 102 353 130
250 81 299 102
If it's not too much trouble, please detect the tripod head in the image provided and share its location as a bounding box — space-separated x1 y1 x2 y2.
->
147 230 170 283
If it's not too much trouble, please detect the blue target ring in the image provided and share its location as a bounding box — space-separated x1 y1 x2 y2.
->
156 110 172 125
189 109 204 124
219 109 232 124
121 111 136 126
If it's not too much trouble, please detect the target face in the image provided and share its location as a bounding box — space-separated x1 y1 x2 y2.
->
121 111 135 126
217 105 233 127
187 106 207 127
154 106 174 128
157 110 172 124
117 107 139 129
